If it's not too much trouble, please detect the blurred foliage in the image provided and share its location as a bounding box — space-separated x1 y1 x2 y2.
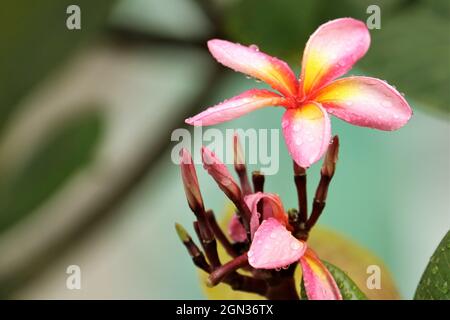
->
414 231 450 300
0 111 103 233
200 209 399 299
223 0 450 114
0 0 115 134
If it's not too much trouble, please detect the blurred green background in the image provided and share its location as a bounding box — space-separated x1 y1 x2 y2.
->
0 0 448 299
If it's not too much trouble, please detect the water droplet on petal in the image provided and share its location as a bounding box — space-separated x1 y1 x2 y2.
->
270 232 277 239
275 267 281 272
290 241 301 250
249 44 259 51
293 124 300 132
295 137 303 146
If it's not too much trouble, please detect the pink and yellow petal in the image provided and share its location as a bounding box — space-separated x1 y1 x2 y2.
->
313 76 412 130
244 192 289 238
208 39 298 97
300 18 370 97
186 89 289 126
282 102 331 168
300 248 343 300
248 218 306 269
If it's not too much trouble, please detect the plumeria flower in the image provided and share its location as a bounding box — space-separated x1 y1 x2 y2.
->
228 191 342 300
186 18 412 167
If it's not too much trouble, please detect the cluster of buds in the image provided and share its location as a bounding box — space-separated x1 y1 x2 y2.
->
175 134 342 300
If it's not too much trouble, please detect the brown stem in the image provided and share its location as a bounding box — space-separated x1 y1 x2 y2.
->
205 210 239 258
194 221 221 269
266 277 300 300
252 171 265 193
208 253 249 286
223 273 268 297
305 176 330 231
175 224 211 273
293 162 308 223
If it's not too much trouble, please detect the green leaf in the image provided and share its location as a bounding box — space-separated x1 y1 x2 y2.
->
0 0 115 134
322 261 368 300
300 261 367 300
414 231 450 300
0 110 104 233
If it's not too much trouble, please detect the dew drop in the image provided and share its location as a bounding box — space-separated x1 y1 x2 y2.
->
290 241 301 250
249 44 259 51
293 124 300 132
282 265 290 270
275 267 282 272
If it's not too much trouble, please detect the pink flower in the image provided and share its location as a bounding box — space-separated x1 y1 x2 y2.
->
186 18 412 168
227 191 342 300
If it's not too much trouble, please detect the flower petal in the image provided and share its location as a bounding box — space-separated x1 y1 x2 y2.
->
313 76 412 130
228 214 247 243
248 218 306 269
201 147 241 202
186 89 289 126
208 39 298 97
300 248 343 300
282 102 331 168
300 18 370 97
244 192 289 238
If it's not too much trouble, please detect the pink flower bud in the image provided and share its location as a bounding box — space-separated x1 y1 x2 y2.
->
179 148 204 213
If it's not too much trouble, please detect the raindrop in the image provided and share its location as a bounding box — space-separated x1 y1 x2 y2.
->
275 267 282 272
293 124 300 132
245 75 252 80
282 265 290 270
249 44 260 51
290 241 301 250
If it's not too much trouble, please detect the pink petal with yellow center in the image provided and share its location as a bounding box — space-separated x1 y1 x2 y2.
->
300 248 342 300
207 39 298 97
248 218 306 269
313 76 412 130
300 18 370 97
186 89 289 126
244 192 289 238
282 102 331 168
228 214 247 243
